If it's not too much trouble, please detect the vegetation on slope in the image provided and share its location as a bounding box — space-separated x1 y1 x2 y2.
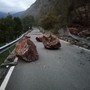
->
0 14 23 44
33 0 90 36
0 14 35 46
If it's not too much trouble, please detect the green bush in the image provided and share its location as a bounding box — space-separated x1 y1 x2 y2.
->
22 15 35 31
39 14 58 30
0 15 23 43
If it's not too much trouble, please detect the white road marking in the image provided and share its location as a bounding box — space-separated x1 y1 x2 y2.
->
0 57 18 90
60 39 90 52
60 39 69 44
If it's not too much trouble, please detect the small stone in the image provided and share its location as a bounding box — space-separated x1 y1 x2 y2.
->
36 36 43 42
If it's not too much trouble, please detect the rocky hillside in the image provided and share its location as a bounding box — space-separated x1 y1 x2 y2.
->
22 0 90 38
23 0 70 19
23 0 90 25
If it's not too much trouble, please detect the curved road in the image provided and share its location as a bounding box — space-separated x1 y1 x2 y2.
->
6 28 90 90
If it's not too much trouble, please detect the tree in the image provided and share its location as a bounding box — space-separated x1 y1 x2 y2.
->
39 14 58 30
13 17 23 38
22 15 35 31
0 15 15 42
0 15 23 43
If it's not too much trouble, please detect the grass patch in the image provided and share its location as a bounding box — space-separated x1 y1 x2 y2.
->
0 45 15 65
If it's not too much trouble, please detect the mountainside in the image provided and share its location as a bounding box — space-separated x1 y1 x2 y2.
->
22 0 90 38
23 0 90 25
23 0 70 19
0 11 24 18
12 11 24 17
0 12 7 18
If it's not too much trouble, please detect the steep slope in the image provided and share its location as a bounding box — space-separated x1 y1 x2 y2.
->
23 0 70 19
23 0 90 36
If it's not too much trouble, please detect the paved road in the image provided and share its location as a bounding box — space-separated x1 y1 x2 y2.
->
6 29 90 90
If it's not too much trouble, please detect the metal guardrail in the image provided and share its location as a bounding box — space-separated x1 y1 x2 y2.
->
0 32 27 54
0 31 30 87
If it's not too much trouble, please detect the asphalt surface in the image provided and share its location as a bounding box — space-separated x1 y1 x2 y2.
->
6 29 90 90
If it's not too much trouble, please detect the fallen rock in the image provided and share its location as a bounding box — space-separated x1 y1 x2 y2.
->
69 27 79 35
42 35 61 49
7 49 16 62
15 36 39 62
36 36 43 42
78 30 90 37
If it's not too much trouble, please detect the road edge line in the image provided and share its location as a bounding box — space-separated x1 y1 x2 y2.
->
0 57 18 90
60 39 90 52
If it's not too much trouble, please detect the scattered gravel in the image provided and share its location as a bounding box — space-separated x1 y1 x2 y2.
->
59 36 90 50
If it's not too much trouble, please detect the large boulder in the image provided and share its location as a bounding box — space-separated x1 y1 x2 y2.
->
42 35 61 49
15 36 39 62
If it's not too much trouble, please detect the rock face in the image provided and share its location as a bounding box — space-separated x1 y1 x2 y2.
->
15 36 39 62
42 35 61 49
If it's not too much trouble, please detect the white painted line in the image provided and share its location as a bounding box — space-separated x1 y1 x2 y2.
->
75 45 90 52
60 39 69 44
0 66 15 90
60 39 90 52
0 57 18 90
